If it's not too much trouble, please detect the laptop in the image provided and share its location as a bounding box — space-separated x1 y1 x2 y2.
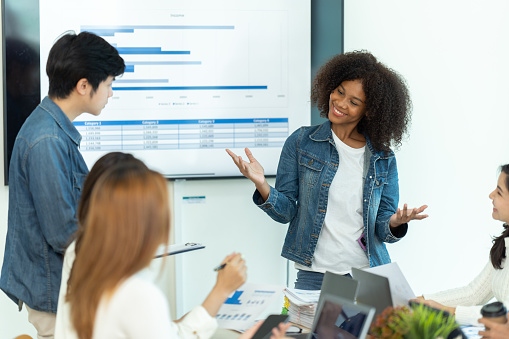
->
363 262 416 308
319 271 359 303
351 267 393 316
352 262 419 316
289 294 375 339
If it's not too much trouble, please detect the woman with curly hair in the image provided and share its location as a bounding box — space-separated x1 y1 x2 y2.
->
227 51 427 290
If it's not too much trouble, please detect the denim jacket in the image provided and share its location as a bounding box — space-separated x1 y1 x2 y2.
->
253 120 407 268
0 97 88 313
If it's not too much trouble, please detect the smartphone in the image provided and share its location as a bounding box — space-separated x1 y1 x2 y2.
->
251 314 289 339
357 233 366 251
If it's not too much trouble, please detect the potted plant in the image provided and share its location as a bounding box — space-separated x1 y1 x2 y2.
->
369 303 464 339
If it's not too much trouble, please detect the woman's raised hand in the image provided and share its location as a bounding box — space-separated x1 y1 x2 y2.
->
226 148 271 200
389 204 428 228
226 148 266 186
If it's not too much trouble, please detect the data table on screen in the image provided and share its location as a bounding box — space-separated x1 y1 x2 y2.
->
76 118 289 151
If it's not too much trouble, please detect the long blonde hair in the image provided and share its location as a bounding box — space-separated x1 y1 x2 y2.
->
66 163 169 339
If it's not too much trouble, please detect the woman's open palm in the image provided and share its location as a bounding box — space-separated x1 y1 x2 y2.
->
226 148 266 187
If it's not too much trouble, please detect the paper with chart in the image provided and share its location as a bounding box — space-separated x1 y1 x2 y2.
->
216 283 283 332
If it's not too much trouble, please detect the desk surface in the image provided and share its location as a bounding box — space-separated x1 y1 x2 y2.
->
212 328 240 339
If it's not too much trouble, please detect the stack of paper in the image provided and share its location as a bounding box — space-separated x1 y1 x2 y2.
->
283 288 320 329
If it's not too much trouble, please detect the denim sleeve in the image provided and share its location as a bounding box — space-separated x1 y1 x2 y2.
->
252 130 300 224
26 137 78 254
375 156 408 242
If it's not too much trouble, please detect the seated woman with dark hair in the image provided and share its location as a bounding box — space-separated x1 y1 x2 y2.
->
413 164 509 327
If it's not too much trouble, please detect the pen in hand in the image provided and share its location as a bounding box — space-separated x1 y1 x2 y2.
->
213 263 227 271
213 253 243 271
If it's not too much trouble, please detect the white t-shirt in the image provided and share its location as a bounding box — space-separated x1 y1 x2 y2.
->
54 241 217 339
296 131 369 275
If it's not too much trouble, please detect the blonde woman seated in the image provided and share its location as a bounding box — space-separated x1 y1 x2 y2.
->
55 154 284 338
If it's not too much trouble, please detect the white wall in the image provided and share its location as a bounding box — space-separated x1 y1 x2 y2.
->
344 0 509 295
173 177 289 318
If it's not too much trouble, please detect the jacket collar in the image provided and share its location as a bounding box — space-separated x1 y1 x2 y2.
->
40 96 82 146
309 120 394 159
309 120 332 142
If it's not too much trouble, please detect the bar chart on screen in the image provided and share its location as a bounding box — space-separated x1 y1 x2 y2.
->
79 17 288 112
39 0 310 177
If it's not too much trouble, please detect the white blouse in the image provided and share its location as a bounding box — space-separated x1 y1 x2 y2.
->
424 238 509 326
55 241 217 338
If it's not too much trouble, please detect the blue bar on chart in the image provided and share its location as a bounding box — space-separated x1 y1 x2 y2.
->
114 79 169 84
81 25 235 37
116 47 191 55
112 86 268 91
126 61 201 66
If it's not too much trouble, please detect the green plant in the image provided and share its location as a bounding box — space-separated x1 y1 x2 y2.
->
370 303 461 339
370 306 411 339
404 303 460 339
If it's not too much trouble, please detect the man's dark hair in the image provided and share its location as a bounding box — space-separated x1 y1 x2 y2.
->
46 31 125 99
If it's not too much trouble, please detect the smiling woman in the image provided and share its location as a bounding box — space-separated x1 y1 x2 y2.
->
312 51 411 153
227 50 428 290
327 79 366 148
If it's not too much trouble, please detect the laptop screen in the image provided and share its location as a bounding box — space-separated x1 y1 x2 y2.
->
310 294 375 339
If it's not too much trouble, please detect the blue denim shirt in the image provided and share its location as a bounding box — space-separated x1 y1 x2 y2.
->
0 97 88 313
253 120 407 268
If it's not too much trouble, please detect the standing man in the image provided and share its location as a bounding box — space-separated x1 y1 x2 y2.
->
0 31 124 338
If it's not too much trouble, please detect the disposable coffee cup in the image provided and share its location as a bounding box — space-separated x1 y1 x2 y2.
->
481 301 507 327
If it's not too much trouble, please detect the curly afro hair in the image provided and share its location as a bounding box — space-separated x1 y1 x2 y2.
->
311 51 412 152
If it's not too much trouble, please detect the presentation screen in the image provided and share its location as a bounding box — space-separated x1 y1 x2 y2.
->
3 0 310 179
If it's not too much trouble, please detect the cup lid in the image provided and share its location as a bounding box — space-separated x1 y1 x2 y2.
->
481 302 507 317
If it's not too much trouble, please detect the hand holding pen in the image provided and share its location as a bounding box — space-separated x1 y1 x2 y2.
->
213 252 244 271
214 252 246 293
214 262 227 271
202 252 247 317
